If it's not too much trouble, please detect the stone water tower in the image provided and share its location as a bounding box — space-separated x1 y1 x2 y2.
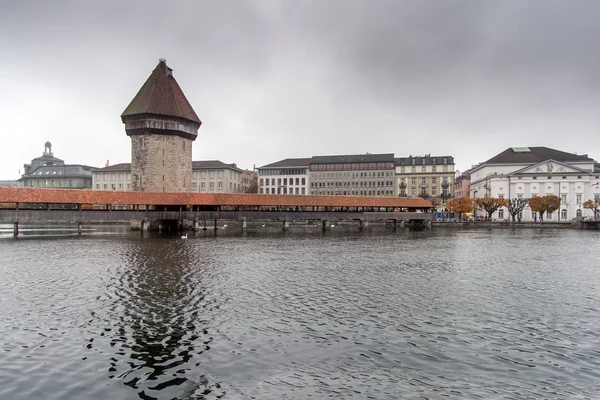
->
121 59 201 192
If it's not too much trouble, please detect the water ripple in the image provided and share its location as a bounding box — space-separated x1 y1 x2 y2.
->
1 228 600 398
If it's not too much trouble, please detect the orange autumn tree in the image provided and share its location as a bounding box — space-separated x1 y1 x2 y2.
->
583 198 600 219
446 197 474 221
474 197 508 220
528 195 561 222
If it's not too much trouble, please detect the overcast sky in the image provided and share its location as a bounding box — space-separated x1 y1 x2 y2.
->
1 0 599 179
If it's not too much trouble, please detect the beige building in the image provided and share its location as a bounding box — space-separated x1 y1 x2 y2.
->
92 161 250 193
92 163 132 191
395 155 455 202
191 161 245 193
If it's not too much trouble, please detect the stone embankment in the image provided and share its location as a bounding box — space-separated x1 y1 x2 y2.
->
432 220 579 229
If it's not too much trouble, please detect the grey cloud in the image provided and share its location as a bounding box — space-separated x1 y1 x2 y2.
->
1 0 599 179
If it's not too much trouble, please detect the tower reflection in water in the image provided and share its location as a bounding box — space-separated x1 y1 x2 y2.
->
93 235 224 399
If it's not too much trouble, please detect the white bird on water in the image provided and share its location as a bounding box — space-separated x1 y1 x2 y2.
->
181 233 188 239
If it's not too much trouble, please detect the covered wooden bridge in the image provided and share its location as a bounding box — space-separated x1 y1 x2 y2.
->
0 187 434 233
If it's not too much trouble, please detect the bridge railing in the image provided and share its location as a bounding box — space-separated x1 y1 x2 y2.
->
0 210 432 224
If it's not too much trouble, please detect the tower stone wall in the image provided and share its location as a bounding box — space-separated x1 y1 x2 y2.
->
131 134 193 192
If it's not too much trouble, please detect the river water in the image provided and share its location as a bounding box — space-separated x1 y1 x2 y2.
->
1 225 600 399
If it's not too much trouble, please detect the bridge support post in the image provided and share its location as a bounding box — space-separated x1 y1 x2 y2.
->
322 220 328 231
242 217 247 231
13 221 18 236
393 219 397 230
426 219 432 230
214 219 218 231
141 218 149 232
282 220 289 231
400 220 406 229
203 220 207 231
358 219 368 231
78 222 82 235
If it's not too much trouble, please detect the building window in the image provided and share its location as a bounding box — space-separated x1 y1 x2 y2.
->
432 166 436 173
301 178 306 185
498 209 504 219
218 170 223 178
561 209 567 219
201 182 205 190
119 184 123 190
209 182 214 190
577 194 582 205
201 171 206 178
301 188 305 195
96 184 100 189
561 194 567 204
218 182 223 190
103 184 108 190
209 171 215 179
193 182 197 189
127 184 130 190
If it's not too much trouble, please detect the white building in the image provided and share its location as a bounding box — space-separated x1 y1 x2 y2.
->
469 147 600 221
92 160 248 193
257 158 311 195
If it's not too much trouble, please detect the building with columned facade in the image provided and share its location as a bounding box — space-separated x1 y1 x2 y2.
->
469 147 600 221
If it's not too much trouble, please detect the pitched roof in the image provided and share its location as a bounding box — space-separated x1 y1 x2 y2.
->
485 147 594 164
192 160 242 172
311 153 395 165
258 158 312 169
121 59 201 125
91 161 244 172
0 187 433 208
92 163 132 172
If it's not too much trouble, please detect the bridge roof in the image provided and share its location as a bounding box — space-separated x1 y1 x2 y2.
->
0 188 432 208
